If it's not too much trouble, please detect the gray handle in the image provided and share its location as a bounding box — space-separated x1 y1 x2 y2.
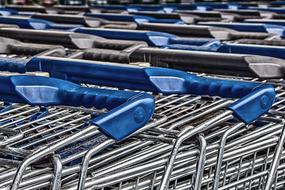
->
131 47 285 78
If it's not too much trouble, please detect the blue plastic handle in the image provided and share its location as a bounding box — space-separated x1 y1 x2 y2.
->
127 5 165 12
162 4 197 11
73 27 219 50
2 56 274 124
73 27 175 46
85 13 182 24
0 10 13 16
0 7 18 15
245 19 285 27
92 5 128 10
164 3 240 11
0 75 154 141
85 13 152 23
92 5 165 12
248 7 285 14
165 38 221 51
217 43 285 60
199 22 285 35
92 3 240 12
0 16 79 30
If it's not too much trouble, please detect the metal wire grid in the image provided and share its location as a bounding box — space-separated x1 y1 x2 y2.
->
0 53 282 190
3 92 279 190
66 79 285 190
0 73 282 190
61 93 283 189
0 96 165 189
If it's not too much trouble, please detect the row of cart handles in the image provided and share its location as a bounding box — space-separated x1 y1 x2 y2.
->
2 16 285 60
0 56 276 124
0 4 284 190
0 5 280 147
2 14 285 34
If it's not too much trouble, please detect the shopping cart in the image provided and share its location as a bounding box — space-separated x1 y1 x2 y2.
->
124 45 285 190
51 62 285 190
0 56 276 190
0 5 282 190
0 74 155 190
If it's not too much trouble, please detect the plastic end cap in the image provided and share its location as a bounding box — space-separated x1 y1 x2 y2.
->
228 85 276 124
92 93 155 141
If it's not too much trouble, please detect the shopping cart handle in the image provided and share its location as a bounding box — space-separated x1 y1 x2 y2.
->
0 57 30 73
85 13 183 24
217 43 285 60
245 19 285 27
0 10 14 16
72 27 220 50
199 22 285 36
0 7 18 15
0 75 154 141
248 7 285 14
84 13 154 24
0 17 80 30
165 39 221 51
10 56 273 123
72 27 176 47
31 14 102 28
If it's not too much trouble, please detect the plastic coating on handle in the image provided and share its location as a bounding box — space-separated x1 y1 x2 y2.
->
93 93 154 141
229 85 275 123
0 56 275 124
0 75 155 141
199 22 285 35
0 17 50 29
72 27 176 46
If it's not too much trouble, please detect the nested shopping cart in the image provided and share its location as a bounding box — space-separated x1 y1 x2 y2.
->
0 74 155 190
0 56 277 190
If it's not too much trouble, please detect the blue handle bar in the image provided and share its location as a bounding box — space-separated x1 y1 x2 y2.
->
0 7 18 15
165 38 221 51
248 7 285 14
0 17 81 30
73 27 220 50
85 13 153 23
91 5 128 10
217 43 285 60
0 75 154 141
199 22 285 35
92 3 240 12
245 19 285 27
85 13 183 24
72 27 175 47
0 10 13 16
0 56 274 124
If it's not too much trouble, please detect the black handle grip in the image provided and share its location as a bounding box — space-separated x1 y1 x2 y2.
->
82 48 130 63
93 39 147 50
7 43 65 56
137 23 215 38
131 47 285 78
235 39 285 46
32 14 101 27
0 28 101 49
230 32 270 40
